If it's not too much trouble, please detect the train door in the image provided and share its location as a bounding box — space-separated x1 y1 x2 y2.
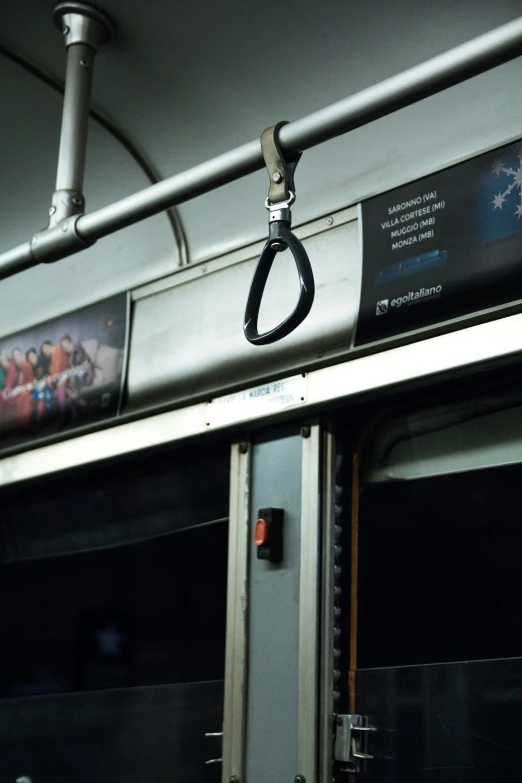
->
336 375 522 781
224 424 322 783
0 420 325 783
0 440 230 783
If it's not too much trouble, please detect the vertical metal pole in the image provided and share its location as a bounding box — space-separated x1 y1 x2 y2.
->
49 2 114 225
52 42 94 217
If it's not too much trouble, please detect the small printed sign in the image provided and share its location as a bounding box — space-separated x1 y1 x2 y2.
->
206 374 307 427
356 138 522 345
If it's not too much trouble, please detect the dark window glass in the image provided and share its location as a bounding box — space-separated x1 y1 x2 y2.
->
0 444 229 698
357 464 522 668
0 520 228 698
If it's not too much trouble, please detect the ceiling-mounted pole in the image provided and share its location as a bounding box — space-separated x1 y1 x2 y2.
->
49 2 114 226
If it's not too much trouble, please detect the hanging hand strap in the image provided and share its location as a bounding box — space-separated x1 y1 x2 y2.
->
261 121 301 204
243 124 315 347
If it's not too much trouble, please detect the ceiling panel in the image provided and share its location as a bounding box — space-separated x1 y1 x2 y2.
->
0 0 520 324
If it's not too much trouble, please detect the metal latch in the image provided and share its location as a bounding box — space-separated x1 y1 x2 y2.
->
204 731 223 766
334 714 376 773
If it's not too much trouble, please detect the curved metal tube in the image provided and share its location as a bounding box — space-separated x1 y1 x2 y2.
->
244 225 315 346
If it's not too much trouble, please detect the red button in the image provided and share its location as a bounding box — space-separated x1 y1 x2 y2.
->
255 518 270 546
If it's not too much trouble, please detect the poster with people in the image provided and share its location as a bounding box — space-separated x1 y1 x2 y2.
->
0 293 129 449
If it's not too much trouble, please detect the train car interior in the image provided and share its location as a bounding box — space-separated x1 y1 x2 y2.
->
0 1 522 782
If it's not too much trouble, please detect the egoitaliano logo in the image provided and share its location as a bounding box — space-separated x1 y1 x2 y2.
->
376 285 442 315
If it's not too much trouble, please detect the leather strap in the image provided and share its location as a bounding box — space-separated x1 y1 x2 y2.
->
261 122 302 204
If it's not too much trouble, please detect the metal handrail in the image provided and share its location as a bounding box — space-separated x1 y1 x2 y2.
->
2 16 522 280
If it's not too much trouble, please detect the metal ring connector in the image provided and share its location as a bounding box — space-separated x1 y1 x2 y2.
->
265 191 296 210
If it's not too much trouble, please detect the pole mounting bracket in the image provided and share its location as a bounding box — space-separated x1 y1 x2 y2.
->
53 2 115 49
31 216 94 264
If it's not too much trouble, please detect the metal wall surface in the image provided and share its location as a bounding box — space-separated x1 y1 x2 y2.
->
3 309 522 487
127 214 360 411
246 432 302 783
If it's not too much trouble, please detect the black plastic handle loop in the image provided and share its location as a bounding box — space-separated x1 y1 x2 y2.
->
243 225 315 346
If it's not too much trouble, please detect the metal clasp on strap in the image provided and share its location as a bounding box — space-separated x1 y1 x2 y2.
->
243 122 315 346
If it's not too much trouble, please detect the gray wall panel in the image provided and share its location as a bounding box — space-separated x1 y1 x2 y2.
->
247 432 303 783
127 219 360 411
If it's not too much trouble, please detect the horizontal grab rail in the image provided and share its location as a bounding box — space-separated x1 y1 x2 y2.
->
2 16 522 279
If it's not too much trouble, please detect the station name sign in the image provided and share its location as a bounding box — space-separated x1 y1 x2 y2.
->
206 374 307 427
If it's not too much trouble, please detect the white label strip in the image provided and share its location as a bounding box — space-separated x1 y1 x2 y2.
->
206 374 307 427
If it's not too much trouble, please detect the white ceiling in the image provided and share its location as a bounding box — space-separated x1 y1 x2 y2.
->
0 0 521 333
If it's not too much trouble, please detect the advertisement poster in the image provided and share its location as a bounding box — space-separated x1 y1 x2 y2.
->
356 139 522 346
0 293 129 449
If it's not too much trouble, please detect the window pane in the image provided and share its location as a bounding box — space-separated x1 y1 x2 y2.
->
0 520 228 697
357 464 522 668
362 397 522 484
0 447 229 562
0 443 229 780
0 680 224 783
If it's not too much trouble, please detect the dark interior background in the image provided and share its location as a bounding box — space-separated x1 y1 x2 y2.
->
0 442 230 698
357 463 522 669
0 520 228 698
0 442 229 782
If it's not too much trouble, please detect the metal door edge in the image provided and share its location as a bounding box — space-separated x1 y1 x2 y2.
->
222 442 251 783
297 423 321 781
